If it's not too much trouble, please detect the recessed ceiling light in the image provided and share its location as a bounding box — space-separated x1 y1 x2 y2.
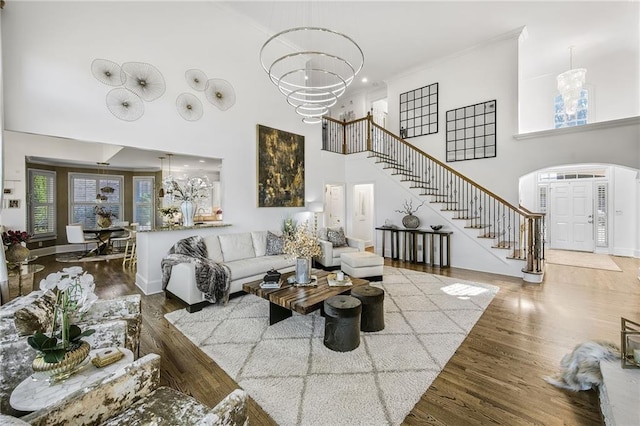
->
199 160 205 163
184 164 189 167
361 77 368 83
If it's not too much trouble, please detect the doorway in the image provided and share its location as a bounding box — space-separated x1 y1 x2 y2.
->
324 184 345 229
549 180 594 251
370 98 388 129
352 183 375 246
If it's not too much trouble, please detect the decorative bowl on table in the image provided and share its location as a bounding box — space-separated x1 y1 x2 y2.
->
430 225 443 231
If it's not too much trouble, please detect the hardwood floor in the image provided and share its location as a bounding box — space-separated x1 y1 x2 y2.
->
33 254 640 425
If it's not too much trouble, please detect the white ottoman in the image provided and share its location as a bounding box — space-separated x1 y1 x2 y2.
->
341 252 384 281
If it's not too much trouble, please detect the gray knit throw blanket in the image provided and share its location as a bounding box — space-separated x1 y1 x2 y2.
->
161 235 231 304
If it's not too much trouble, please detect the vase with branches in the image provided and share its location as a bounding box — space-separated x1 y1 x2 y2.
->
283 222 322 284
395 199 425 229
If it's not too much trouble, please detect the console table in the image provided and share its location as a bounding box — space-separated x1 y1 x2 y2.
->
376 227 452 267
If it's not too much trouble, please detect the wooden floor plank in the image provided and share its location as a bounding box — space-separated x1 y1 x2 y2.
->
31 253 640 425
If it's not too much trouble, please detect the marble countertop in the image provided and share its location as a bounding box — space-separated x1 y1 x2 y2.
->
10 347 134 412
137 222 232 233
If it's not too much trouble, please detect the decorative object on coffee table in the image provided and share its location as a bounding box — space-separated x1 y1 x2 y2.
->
29 267 98 381
395 199 425 229
283 222 321 284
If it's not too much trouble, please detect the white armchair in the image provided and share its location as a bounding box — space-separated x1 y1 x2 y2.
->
315 227 366 269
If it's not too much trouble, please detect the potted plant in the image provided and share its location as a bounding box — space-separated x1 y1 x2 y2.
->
29 267 97 380
395 199 425 229
94 206 117 228
2 229 32 263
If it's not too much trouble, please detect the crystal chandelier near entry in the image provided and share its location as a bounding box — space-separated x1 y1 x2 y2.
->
260 27 364 124
556 46 586 116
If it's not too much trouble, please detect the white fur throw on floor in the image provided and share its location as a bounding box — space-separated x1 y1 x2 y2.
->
545 341 620 391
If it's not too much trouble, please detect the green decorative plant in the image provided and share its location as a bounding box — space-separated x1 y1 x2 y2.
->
27 267 97 363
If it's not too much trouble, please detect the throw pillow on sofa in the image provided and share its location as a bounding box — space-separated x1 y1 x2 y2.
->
327 227 347 247
266 231 285 255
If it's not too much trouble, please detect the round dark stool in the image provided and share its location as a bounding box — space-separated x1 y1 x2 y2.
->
351 285 385 332
323 295 362 352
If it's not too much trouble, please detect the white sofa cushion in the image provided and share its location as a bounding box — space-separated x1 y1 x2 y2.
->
226 255 292 281
251 231 268 257
219 233 256 262
203 235 224 263
332 245 360 259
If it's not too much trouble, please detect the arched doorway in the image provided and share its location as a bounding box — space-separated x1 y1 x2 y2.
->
519 164 639 256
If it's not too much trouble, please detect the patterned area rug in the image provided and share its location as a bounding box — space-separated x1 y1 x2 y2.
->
165 267 499 425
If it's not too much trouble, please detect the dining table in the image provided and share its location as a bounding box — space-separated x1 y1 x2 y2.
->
83 227 124 255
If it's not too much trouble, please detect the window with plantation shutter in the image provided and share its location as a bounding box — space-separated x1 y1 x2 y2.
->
27 169 57 240
133 176 155 227
69 173 123 228
595 182 607 247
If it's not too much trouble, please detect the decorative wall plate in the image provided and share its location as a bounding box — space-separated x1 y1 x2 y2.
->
121 62 166 101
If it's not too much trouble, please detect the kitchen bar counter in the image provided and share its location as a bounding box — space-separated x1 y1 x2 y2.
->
135 222 233 295
136 222 231 232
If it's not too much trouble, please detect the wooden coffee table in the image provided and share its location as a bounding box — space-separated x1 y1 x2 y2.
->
243 270 369 325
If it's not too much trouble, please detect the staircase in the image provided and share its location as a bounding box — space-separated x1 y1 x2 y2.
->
322 114 545 282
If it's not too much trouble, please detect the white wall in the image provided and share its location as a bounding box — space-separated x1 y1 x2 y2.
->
612 166 639 257
1 2 338 233
519 41 639 133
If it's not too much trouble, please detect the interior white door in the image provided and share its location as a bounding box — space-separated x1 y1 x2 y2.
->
325 184 345 228
352 183 374 245
549 180 594 251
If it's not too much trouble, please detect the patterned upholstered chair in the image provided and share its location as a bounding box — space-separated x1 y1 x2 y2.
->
11 354 248 426
0 291 141 416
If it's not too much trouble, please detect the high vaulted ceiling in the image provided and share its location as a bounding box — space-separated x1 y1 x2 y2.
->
223 1 639 95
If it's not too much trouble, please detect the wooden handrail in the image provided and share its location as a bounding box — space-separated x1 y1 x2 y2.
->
327 114 542 218
321 114 545 275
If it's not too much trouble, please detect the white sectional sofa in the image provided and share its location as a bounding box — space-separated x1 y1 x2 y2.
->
165 231 295 312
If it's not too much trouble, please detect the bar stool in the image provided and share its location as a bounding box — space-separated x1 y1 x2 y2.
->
122 223 138 267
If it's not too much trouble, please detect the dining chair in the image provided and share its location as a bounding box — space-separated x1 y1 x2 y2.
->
65 224 100 258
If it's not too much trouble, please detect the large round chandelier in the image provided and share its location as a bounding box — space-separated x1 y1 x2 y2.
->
260 27 364 124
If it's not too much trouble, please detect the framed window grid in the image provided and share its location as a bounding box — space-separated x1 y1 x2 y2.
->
446 100 496 162
399 83 438 139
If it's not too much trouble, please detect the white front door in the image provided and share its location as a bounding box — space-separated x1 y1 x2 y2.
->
549 180 594 251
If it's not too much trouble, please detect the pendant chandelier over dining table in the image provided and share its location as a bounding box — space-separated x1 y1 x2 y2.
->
260 27 364 124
